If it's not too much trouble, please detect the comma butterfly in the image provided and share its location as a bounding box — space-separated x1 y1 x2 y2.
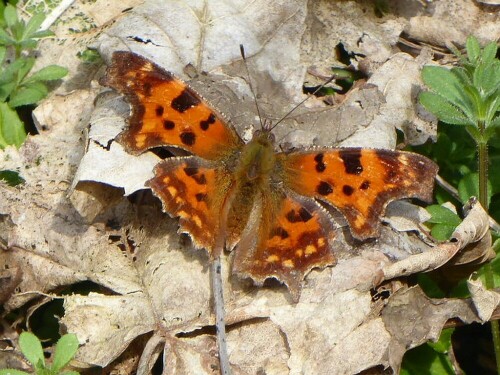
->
100 51 438 299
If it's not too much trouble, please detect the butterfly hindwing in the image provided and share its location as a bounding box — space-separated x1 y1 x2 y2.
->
100 51 243 160
282 148 438 240
233 190 337 299
147 157 233 257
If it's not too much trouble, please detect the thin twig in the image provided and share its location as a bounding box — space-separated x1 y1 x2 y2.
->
211 256 231 375
39 0 76 30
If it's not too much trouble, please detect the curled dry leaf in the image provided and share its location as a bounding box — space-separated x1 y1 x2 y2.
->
382 199 492 280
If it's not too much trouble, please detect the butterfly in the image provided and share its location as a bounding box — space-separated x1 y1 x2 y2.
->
100 51 438 300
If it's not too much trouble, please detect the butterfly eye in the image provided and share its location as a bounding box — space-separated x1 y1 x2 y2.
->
268 132 276 143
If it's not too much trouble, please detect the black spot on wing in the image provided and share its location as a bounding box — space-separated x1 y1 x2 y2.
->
163 120 175 130
195 193 207 202
191 174 207 185
340 149 363 175
182 166 207 185
314 153 326 172
359 180 370 190
143 82 152 97
171 89 201 113
271 227 290 239
342 185 354 196
286 207 313 223
155 105 164 116
317 181 333 196
183 167 198 176
180 132 196 146
200 113 216 131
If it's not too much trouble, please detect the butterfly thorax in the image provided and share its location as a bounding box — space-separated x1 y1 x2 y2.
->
234 130 277 186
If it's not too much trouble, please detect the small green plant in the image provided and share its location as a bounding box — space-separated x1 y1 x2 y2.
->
407 35 500 374
425 204 462 241
401 329 455 375
0 332 79 375
0 3 67 150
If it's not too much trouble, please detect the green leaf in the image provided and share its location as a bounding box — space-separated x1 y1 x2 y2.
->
60 372 80 375
481 41 498 65
462 84 482 118
0 169 25 186
3 4 18 29
0 81 16 101
431 224 457 241
401 341 454 375
22 13 45 39
0 58 27 85
485 94 500 123
18 38 37 49
9 81 48 107
25 65 68 83
419 92 472 126
426 205 461 225
477 255 500 288
428 328 454 353
450 66 471 86
465 35 481 64
0 46 6 64
0 28 15 45
473 62 500 97
77 48 101 63
27 29 54 40
16 57 35 83
0 370 31 375
51 334 79 372
417 274 446 298
457 173 492 206
0 102 26 148
18 332 45 369
426 205 461 241
422 66 471 111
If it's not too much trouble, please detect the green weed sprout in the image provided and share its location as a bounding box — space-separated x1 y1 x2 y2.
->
0 4 67 150
421 36 500 236
418 35 500 374
0 332 79 375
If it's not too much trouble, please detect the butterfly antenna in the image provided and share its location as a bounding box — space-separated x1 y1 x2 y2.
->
269 75 336 132
240 44 264 129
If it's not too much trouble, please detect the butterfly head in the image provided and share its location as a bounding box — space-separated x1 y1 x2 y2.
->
235 127 277 183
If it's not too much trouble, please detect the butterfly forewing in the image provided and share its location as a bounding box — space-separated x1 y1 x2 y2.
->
282 148 438 240
101 51 243 160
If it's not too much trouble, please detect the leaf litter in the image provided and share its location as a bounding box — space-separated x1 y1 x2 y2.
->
0 0 499 374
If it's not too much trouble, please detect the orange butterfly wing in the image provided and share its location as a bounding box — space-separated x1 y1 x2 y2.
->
101 51 243 257
100 51 243 160
232 190 336 299
147 157 232 257
282 148 438 240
